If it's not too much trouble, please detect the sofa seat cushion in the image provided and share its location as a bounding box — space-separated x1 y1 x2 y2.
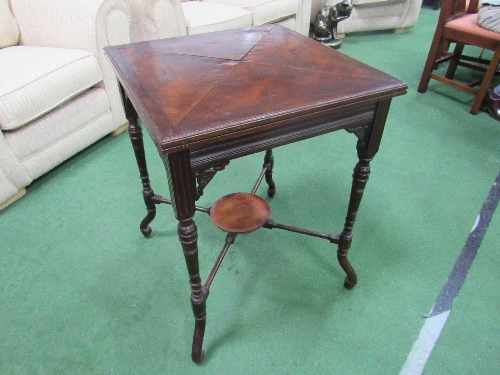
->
0 0 19 48
0 46 102 131
4 87 111 177
182 2 253 35
206 0 297 25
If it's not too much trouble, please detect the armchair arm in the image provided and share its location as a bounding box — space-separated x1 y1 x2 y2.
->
10 0 131 129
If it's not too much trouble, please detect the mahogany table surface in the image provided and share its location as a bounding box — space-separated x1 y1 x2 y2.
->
105 25 407 157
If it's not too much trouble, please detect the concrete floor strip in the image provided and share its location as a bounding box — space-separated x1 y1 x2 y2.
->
398 310 450 375
399 171 500 374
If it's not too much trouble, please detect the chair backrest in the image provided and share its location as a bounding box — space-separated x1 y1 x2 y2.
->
439 0 479 23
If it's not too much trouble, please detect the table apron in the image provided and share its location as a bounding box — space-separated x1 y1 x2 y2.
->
189 103 376 171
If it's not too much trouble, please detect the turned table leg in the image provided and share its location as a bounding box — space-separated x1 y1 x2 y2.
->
120 86 157 237
339 99 391 289
338 149 372 289
163 150 207 363
264 149 276 197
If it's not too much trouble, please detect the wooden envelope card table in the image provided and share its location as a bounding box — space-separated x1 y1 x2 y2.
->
105 24 407 363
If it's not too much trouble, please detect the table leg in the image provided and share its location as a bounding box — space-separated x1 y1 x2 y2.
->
163 150 207 363
338 148 372 289
121 87 156 237
264 149 276 197
339 99 390 289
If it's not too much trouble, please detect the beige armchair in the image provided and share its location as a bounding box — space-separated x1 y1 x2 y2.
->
0 0 130 210
310 0 422 35
128 0 312 43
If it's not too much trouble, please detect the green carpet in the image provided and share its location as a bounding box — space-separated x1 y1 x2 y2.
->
1 7 499 374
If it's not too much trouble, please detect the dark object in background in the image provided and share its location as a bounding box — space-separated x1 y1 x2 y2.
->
313 0 353 48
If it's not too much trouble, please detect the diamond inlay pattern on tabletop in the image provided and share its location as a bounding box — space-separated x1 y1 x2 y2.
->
112 25 404 147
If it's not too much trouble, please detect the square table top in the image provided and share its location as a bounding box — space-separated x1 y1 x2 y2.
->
105 25 407 155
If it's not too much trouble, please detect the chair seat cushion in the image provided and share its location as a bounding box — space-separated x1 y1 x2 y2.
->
446 14 500 42
0 46 102 131
181 2 253 35
205 0 297 25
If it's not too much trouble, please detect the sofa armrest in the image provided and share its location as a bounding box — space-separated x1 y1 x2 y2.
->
11 0 129 52
129 0 187 42
10 0 131 129
399 0 424 29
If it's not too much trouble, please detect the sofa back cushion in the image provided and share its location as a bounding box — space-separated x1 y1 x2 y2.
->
205 0 298 25
352 0 403 5
0 0 19 48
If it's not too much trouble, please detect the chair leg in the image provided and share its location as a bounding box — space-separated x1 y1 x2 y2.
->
418 36 446 93
0 188 26 211
471 48 500 115
394 27 410 34
445 42 464 79
418 62 433 93
110 122 129 136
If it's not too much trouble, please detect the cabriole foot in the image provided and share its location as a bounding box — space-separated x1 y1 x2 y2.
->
343 275 356 290
140 210 156 237
337 252 357 289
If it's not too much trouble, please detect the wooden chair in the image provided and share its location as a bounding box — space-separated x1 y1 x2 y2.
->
418 0 500 114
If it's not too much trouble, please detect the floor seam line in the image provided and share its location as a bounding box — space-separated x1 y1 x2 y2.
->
398 170 500 375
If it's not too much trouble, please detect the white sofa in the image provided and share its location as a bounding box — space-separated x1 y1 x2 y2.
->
128 0 312 43
0 0 130 210
310 0 422 35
